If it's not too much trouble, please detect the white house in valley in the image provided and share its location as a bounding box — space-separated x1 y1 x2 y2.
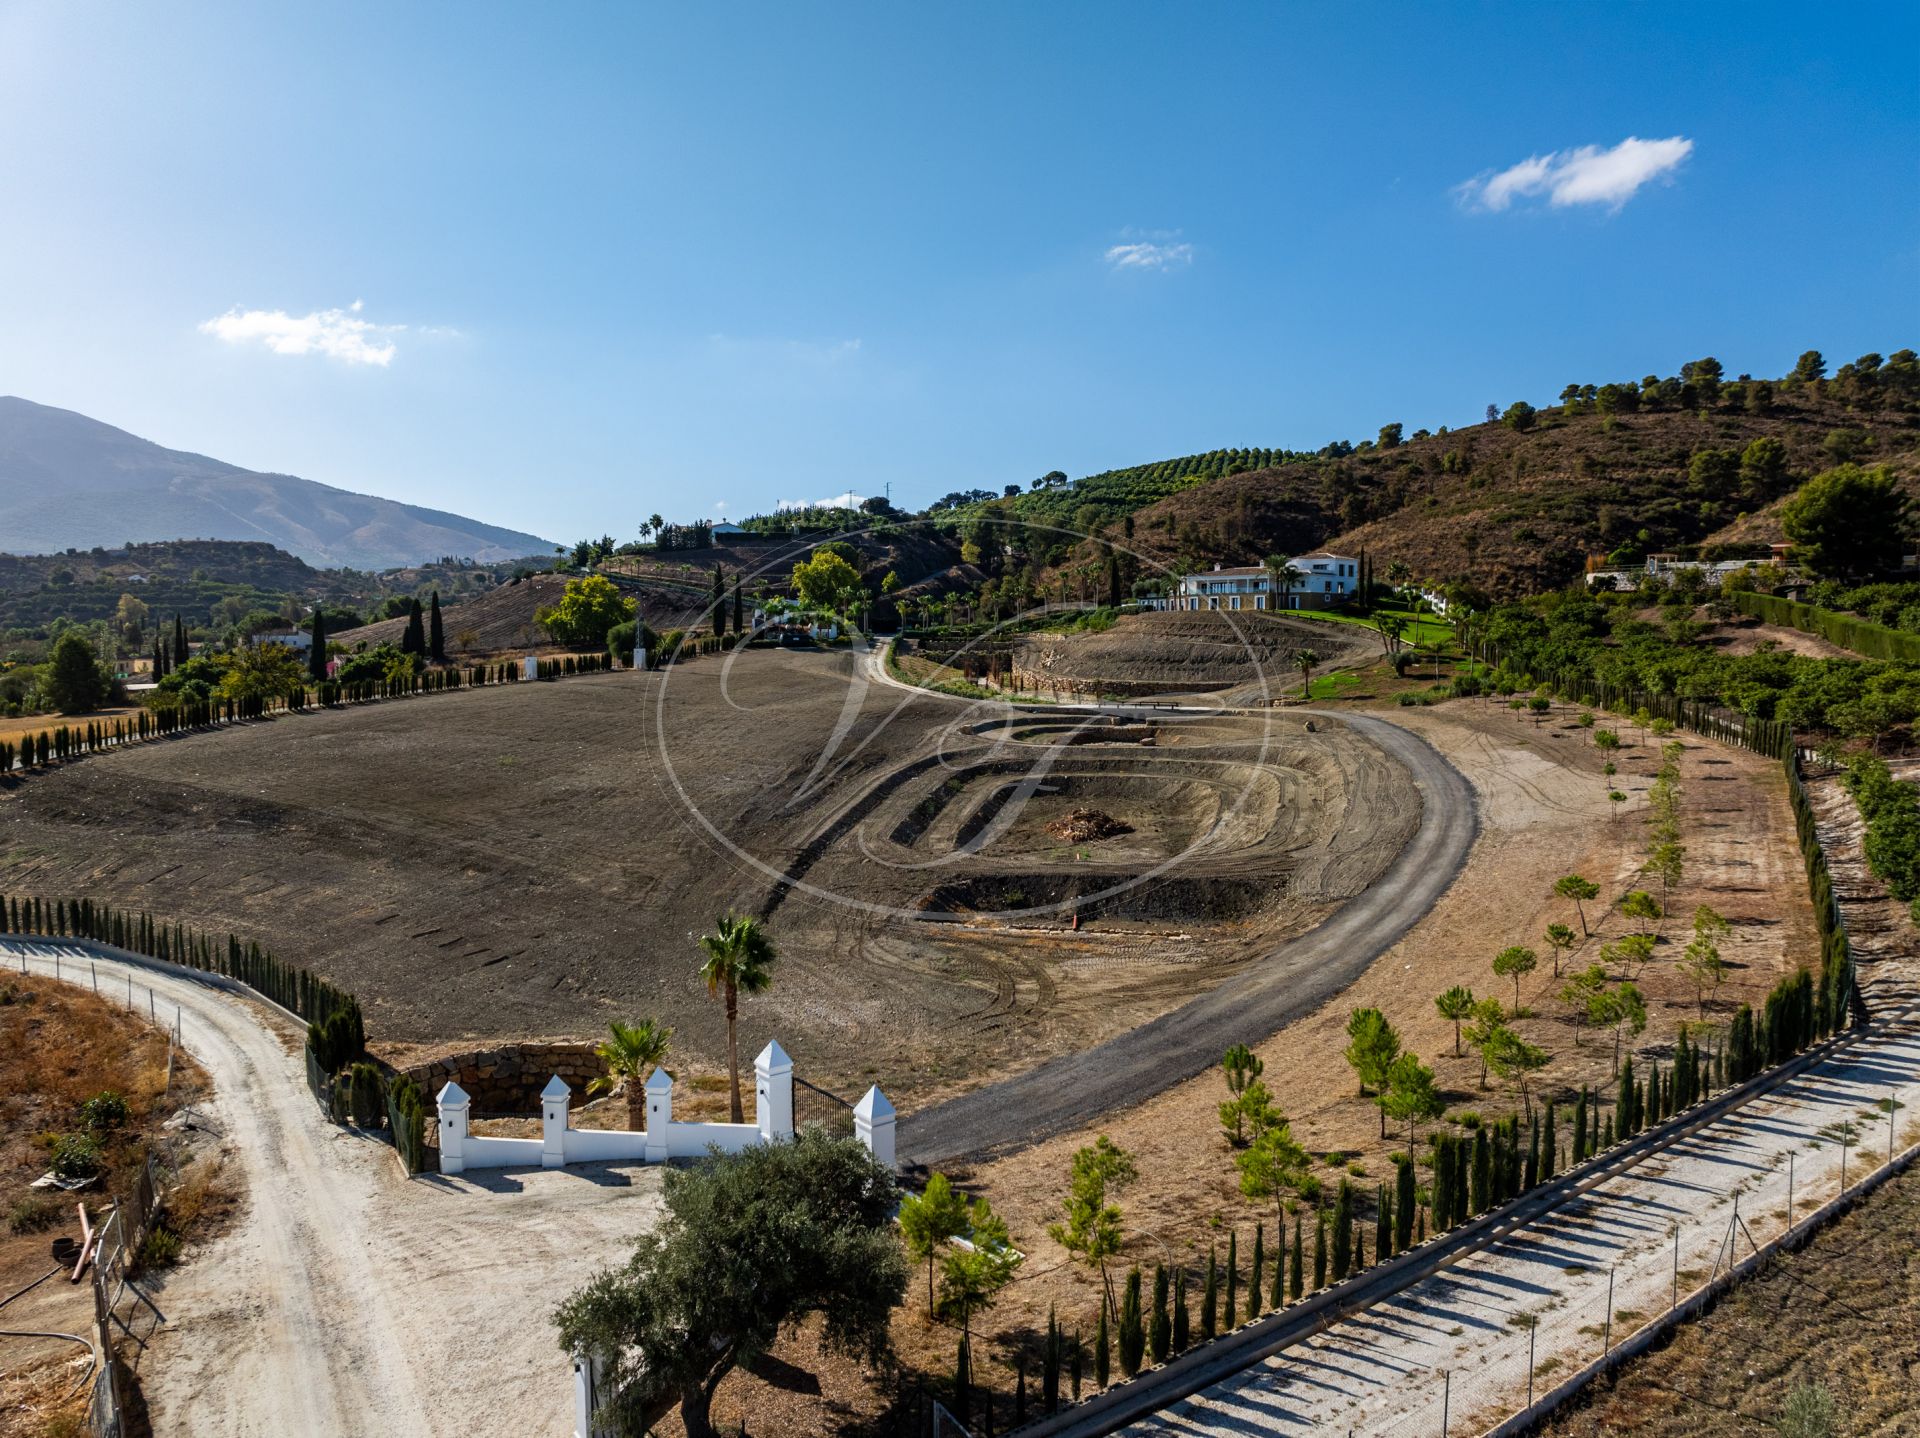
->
1175 552 1361 612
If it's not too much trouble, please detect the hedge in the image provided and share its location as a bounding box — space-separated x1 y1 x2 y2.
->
1729 589 1920 664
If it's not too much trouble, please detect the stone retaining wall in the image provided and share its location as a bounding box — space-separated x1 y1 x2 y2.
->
401 1042 607 1115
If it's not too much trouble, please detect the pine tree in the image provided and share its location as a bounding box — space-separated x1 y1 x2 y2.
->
1290 1215 1304 1301
1224 1230 1238 1330
1312 1212 1327 1290
1149 1265 1171 1362
428 591 446 663
1249 1224 1265 1318
1200 1247 1218 1340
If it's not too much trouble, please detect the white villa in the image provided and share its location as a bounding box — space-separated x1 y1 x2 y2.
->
1174 552 1360 612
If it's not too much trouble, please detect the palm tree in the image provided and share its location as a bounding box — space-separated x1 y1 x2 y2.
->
648 512 664 537
1262 555 1303 614
586 1019 673 1131
1294 647 1320 698
698 913 779 1122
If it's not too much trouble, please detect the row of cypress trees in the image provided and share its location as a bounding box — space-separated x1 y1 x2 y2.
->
0 890 358 1028
0 646 621 783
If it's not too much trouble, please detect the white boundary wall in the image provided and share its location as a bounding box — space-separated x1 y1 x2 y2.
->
438 1038 895 1175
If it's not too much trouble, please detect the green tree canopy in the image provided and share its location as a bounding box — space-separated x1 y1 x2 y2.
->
1343 1007 1401 1096
43 632 110 714
538 573 637 648
1780 464 1911 577
551 1133 905 1438
790 551 865 612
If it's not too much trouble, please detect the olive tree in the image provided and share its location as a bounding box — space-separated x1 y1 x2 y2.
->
552 1133 906 1438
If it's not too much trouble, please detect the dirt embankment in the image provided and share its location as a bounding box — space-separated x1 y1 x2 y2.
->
1009 610 1376 697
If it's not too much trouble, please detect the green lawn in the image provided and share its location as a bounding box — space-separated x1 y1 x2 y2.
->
1289 604 1455 649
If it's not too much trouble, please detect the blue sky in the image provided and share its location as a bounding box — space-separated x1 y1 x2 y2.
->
1 3 1915 546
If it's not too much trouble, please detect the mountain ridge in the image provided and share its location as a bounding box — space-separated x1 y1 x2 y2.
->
0 396 555 569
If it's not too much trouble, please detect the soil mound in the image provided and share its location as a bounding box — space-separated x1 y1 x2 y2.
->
1045 807 1134 843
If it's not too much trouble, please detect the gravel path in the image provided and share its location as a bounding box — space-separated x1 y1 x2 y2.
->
0 938 666 1438
878 683 1478 1166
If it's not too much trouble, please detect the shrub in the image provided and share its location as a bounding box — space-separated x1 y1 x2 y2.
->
50 1133 104 1181
342 1062 387 1128
138 1223 182 1269
81 1090 130 1131
7 1196 63 1233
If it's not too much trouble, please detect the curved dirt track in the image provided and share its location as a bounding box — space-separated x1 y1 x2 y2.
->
896 704 1477 1168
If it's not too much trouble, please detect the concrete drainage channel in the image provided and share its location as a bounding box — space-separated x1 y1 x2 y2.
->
1000 1008 1920 1438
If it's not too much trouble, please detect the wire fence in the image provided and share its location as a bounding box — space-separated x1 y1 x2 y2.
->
83 1142 180 1438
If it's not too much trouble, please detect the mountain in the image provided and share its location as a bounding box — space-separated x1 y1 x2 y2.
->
939 354 1920 597
0 397 555 569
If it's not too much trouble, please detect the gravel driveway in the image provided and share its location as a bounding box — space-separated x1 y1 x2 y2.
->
2 938 665 1438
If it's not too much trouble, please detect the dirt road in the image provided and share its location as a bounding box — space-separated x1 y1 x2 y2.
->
897 707 1475 1167
0 937 666 1438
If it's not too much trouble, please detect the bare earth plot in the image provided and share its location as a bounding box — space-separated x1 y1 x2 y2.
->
0 649 1417 1113
0 937 667 1438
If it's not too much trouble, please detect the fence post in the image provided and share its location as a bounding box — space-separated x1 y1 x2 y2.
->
437 1081 471 1175
542 1075 571 1169
644 1067 673 1162
754 1040 794 1142
854 1085 896 1171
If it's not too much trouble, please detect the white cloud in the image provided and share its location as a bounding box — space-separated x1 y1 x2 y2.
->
1104 241 1193 271
1458 135 1694 213
777 492 866 512
198 300 405 366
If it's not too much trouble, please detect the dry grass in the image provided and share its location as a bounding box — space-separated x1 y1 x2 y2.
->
1538 1165 1920 1437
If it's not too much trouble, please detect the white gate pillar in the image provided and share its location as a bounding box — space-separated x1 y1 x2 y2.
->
854 1085 896 1172
437 1081 470 1175
541 1075 571 1168
754 1040 794 1141
644 1067 673 1162
523 653 539 681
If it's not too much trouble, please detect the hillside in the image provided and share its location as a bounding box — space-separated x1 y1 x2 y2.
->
0 397 555 569
941 356 1920 596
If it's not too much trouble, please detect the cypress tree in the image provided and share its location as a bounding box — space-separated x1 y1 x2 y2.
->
428 592 445 663
1603 1113 1615 1148
1149 1266 1170 1362
1434 1139 1454 1228
1396 1156 1416 1252
732 582 744 635
1541 1102 1557 1181
1351 1218 1364 1276
1070 1329 1082 1402
1270 1221 1285 1309
1094 1304 1109 1388
1416 1205 1426 1244
1171 1268 1190 1353
1310 1210 1328 1289
1471 1128 1492 1214
1290 1215 1304 1301
1118 1268 1144 1377
1200 1247 1218 1340
309 610 328 680
1574 1087 1589 1160
955 1336 972 1421
1224 1230 1238 1330
1525 1121 1539 1190
1331 1183 1353 1278
1375 1183 1391 1260
173 614 187 665
1249 1225 1265 1318
1617 1058 1635 1138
